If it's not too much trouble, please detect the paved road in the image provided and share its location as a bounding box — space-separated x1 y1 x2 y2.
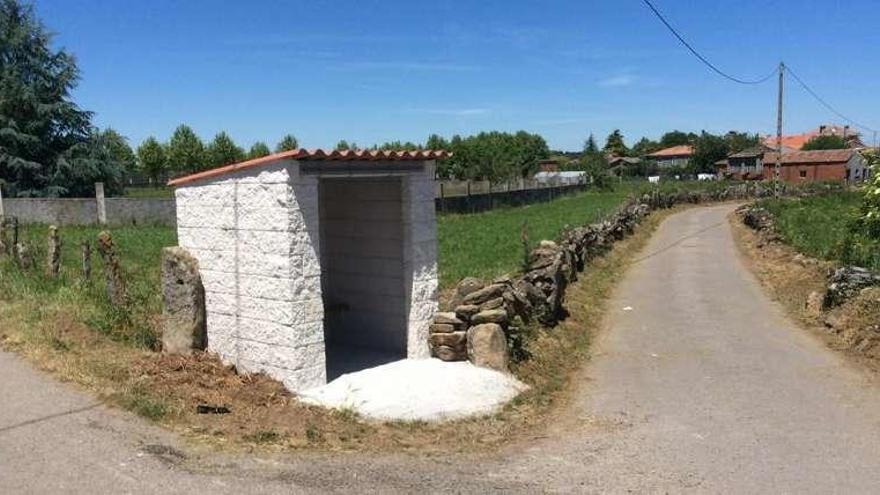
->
3 204 880 493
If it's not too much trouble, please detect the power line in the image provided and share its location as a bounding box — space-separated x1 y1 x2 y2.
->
784 65 877 134
640 0 776 85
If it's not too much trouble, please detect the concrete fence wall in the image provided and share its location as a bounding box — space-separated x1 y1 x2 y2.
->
2 198 176 226
1 182 587 226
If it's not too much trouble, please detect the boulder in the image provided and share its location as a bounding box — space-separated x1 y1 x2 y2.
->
161 247 207 354
471 309 509 326
429 331 467 348
433 312 465 328
429 323 456 334
454 304 480 322
452 277 485 306
462 283 506 306
479 297 505 312
805 291 824 317
823 266 880 308
467 323 509 371
433 345 467 361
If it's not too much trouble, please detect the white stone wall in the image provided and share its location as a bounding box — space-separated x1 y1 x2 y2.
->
174 161 327 391
173 158 440 391
402 161 439 358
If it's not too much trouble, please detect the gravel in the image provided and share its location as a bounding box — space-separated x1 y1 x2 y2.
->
298 358 528 422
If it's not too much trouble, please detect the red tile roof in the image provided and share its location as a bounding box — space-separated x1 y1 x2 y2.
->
763 149 854 164
646 145 693 158
168 148 449 186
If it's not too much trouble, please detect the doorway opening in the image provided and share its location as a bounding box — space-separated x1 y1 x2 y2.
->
319 177 407 380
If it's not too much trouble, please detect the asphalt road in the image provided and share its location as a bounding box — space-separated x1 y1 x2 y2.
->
3 203 880 493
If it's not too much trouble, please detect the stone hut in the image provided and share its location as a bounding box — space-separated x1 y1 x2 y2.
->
168 149 445 391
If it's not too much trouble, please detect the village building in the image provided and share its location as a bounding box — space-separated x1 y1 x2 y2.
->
646 145 693 168
167 149 447 392
721 145 775 180
762 124 865 150
761 149 868 183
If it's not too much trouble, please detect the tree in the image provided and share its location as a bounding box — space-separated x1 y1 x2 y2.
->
690 131 729 174
659 130 695 148
335 140 355 151
167 124 204 173
205 131 244 168
426 133 448 150
584 134 599 154
724 131 761 154
136 136 167 185
275 134 298 152
248 141 271 159
603 129 628 157
99 128 136 172
631 137 660 157
802 135 848 150
0 0 107 197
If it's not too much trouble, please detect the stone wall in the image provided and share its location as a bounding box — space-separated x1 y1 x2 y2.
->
3 197 175 226
175 160 327 392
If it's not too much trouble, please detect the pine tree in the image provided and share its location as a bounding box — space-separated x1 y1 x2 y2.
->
0 0 118 197
248 141 271 159
602 129 628 157
136 137 167 185
167 124 205 173
205 131 244 168
275 134 299 152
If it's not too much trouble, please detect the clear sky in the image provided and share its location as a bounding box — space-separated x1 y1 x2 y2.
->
35 0 880 151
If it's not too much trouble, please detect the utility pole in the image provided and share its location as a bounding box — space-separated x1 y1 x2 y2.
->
775 61 785 198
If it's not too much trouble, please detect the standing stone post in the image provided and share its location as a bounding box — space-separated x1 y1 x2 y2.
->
0 185 4 218
96 231 126 306
1 217 18 256
95 182 107 225
15 242 33 270
80 241 92 281
46 225 62 278
160 247 206 354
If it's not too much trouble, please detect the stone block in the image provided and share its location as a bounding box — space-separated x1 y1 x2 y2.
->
472 309 509 326
467 323 509 371
161 247 207 354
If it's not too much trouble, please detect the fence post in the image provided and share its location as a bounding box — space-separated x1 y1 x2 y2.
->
439 182 445 214
0 184 4 219
95 182 107 225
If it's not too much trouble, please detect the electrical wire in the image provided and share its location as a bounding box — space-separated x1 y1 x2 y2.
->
640 0 776 85
785 65 877 134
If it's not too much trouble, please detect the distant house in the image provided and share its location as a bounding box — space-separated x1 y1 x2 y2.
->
723 145 775 180
607 156 642 176
646 145 693 168
761 149 868 183
762 124 865 150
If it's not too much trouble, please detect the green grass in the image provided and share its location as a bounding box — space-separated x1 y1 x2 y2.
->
0 224 177 349
437 190 629 287
760 191 880 271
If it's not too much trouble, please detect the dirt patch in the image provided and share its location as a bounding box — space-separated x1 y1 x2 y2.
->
730 213 880 372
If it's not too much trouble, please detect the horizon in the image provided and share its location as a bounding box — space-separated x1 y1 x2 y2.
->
36 0 880 151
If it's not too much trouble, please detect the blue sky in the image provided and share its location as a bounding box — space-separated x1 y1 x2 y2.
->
36 0 880 151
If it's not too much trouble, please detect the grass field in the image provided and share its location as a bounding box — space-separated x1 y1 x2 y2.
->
437 190 629 287
760 191 880 271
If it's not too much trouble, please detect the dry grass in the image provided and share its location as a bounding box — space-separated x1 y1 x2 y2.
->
730 214 880 372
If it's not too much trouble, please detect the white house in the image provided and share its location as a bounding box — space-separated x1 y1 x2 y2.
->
168 149 446 391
